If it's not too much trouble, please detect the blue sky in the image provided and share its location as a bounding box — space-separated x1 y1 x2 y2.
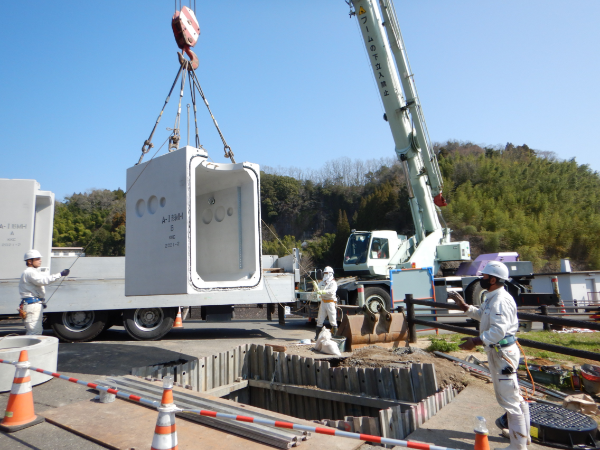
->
1 1 598 200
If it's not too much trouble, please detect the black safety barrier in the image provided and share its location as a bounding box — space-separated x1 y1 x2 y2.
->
403 294 600 363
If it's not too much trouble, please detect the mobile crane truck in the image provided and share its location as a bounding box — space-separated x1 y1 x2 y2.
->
297 1 557 326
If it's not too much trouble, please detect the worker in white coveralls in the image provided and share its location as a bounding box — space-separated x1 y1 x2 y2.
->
450 261 530 450
19 250 70 335
314 266 338 340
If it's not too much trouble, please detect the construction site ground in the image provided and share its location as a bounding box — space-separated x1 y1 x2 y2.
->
0 309 586 449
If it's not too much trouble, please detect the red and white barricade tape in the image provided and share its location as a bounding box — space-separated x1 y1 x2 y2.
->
0 358 459 450
180 408 458 450
0 357 158 408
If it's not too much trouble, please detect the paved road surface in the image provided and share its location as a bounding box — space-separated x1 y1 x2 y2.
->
0 314 317 450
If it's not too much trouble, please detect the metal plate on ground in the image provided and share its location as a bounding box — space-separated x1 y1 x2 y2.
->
40 394 362 450
41 399 272 450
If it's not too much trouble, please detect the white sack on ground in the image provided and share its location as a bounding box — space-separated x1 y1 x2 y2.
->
315 328 341 356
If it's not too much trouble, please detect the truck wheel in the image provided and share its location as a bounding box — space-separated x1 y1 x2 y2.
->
465 280 487 306
122 307 177 341
49 310 108 343
364 287 391 313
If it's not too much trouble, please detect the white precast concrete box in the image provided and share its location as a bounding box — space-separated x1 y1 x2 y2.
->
125 146 262 295
0 179 54 279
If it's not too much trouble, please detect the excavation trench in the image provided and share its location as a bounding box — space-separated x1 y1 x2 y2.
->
126 344 461 441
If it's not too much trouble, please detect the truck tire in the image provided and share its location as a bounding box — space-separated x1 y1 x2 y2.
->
465 280 487 306
49 310 109 343
122 307 177 341
364 287 392 313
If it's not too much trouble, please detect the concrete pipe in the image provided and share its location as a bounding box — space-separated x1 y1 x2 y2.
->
0 336 59 392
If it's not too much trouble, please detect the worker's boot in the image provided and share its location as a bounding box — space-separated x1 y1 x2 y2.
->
314 326 323 341
331 326 338 336
496 413 528 450
501 403 531 445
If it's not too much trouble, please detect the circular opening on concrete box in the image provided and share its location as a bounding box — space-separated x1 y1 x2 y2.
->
135 199 145 217
160 197 166 207
215 206 226 222
148 195 158 214
202 208 213 224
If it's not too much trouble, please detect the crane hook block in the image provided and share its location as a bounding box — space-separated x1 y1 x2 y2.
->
178 49 199 71
172 6 200 50
434 193 447 207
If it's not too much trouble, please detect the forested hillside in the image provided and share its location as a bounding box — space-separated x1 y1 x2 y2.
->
53 141 600 273
53 189 126 256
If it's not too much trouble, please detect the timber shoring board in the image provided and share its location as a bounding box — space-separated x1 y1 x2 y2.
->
316 361 333 420
280 353 291 416
411 363 427 402
130 343 454 428
341 367 358 418
345 367 363 417
265 345 274 411
332 368 347 419
306 358 319 419
422 363 438 397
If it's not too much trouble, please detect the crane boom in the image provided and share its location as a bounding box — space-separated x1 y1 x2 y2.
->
351 0 442 243
378 0 444 197
342 0 470 278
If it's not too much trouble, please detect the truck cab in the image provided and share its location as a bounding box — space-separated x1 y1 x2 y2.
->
343 231 406 277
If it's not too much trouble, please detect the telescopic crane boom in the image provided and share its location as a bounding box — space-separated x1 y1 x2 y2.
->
343 0 470 276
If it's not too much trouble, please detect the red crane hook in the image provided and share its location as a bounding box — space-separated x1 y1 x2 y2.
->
172 6 200 70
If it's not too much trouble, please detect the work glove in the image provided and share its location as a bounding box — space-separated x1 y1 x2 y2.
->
448 291 469 312
312 281 319 291
42 303 47 309
60 269 70 277
458 336 483 351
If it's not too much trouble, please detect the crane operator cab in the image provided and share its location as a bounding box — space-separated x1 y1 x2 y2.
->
344 231 407 277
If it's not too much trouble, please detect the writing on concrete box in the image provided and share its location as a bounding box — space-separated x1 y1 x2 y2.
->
0 179 54 279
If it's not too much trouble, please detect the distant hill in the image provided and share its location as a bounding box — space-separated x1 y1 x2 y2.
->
53 141 600 273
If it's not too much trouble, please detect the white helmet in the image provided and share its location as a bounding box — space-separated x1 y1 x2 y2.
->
481 261 510 281
323 266 334 274
24 249 42 261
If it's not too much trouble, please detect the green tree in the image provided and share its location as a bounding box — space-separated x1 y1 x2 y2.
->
304 234 336 268
355 182 399 231
53 189 125 256
328 210 351 268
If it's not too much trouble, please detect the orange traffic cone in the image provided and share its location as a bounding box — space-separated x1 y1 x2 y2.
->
474 416 490 450
0 350 44 432
173 307 184 328
151 376 178 450
474 432 490 450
